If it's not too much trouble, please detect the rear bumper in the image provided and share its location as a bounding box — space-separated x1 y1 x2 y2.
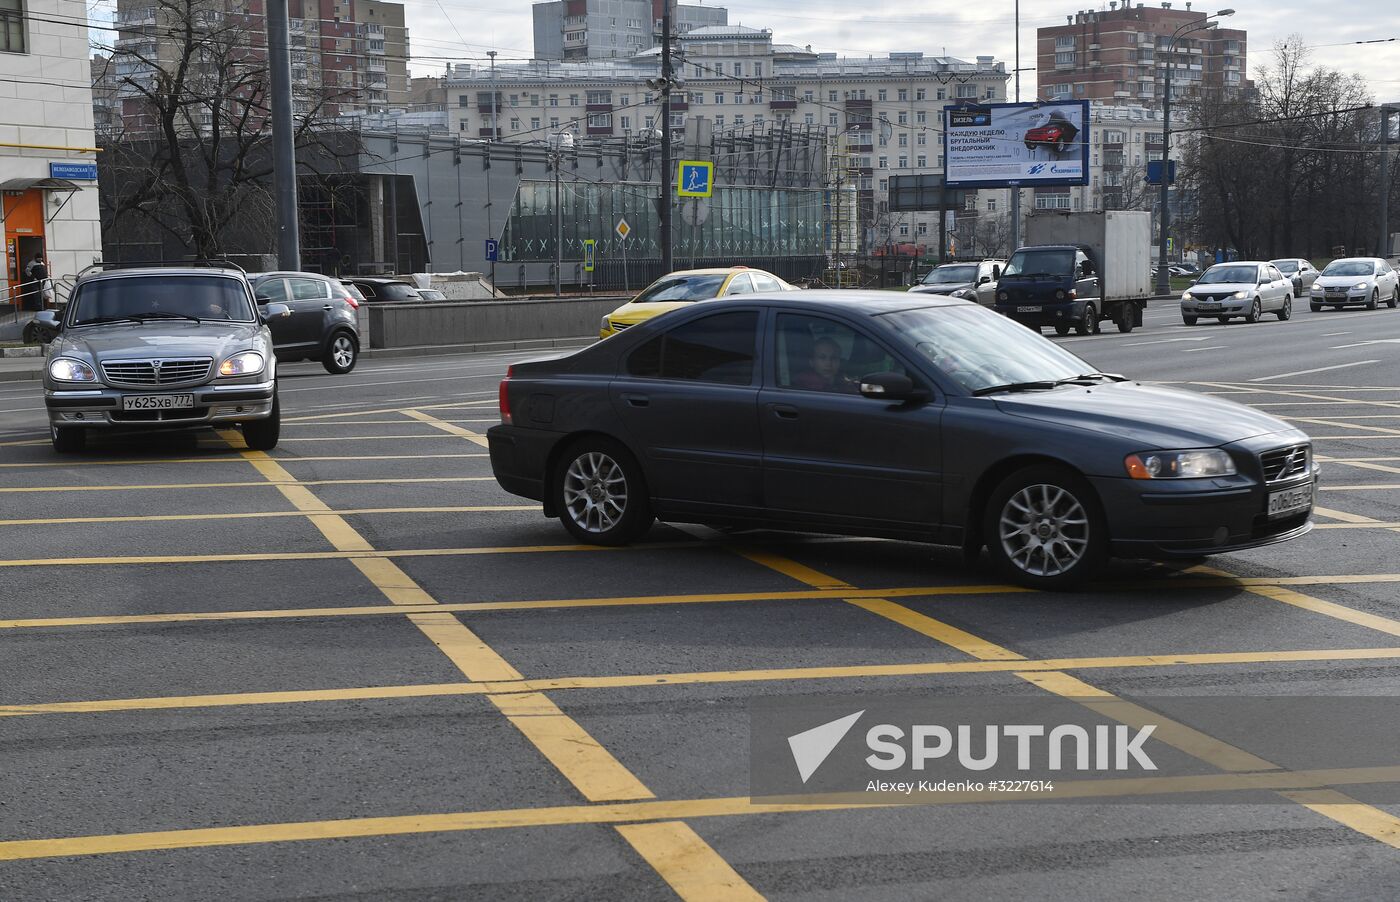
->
45 380 276 427
487 423 561 506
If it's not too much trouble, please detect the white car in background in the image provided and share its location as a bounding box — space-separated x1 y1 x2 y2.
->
1308 258 1400 311
1270 258 1320 295
1180 261 1294 325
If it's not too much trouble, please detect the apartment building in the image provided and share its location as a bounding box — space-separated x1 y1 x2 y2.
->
533 0 728 60
1037 1 1247 107
447 26 1008 251
107 0 410 132
1 0 102 306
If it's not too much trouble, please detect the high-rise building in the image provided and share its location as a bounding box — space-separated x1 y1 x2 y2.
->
107 0 411 133
532 0 728 60
1036 2 1247 107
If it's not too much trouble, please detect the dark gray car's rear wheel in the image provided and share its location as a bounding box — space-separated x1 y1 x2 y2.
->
984 465 1107 589
241 392 280 451
554 438 653 545
323 330 358 375
51 425 85 453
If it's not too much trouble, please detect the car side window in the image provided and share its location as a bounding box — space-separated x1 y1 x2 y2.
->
255 279 288 303
290 278 329 301
625 311 759 385
724 273 755 295
751 274 783 293
775 313 907 394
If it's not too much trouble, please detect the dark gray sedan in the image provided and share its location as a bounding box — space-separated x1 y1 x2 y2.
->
488 292 1318 588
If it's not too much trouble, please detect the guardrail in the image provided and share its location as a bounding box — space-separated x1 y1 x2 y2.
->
367 295 628 349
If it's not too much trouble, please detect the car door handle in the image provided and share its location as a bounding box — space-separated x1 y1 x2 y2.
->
769 403 799 420
322 304 334 310
622 393 649 408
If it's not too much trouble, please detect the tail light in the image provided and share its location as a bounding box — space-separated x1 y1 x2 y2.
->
499 365 513 425
342 293 359 309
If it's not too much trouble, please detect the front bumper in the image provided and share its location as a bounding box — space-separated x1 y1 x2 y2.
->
1092 463 1319 559
1182 298 1250 316
1311 290 1368 305
45 379 276 427
994 299 1088 326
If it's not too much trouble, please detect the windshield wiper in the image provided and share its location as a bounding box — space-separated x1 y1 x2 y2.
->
129 311 203 323
73 315 137 326
972 381 1059 396
1053 372 1127 387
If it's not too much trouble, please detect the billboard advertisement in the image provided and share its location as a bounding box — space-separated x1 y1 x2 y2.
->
944 101 1090 189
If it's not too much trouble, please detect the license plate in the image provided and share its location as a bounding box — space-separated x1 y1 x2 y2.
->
1267 483 1312 518
1196 303 1220 310
122 394 194 411
1017 305 1042 313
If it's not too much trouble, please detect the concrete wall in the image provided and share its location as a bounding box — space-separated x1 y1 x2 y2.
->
368 295 626 348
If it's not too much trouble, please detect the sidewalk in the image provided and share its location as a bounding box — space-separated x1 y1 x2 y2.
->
0 355 43 382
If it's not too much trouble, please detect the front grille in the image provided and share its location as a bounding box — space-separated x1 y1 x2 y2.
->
611 321 632 331
101 358 212 387
1260 444 1310 484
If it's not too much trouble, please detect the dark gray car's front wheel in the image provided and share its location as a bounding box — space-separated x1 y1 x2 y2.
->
323 330 358 375
984 465 1107 590
554 438 654 545
241 392 281 451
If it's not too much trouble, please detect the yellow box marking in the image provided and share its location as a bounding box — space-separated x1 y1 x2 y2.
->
402 408 491 447
617 821 764 901
1278 789 1400 849
490 692 653 801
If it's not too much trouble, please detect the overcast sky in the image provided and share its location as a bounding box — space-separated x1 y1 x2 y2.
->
406 1 1400 102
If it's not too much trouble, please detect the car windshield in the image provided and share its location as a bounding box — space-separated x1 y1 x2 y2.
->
1197 265 1259 284
1272 260 1299 273
879 304 1093 394
418 290 446 300
376 282 423 301
922 265 978 285
632 274 728 303
1001 249 1074 278
1322 261 1375 277
70 275 254 325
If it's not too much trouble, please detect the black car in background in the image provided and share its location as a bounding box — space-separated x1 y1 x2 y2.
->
250 272 360 374
488 292 1317 589
343 277 423 303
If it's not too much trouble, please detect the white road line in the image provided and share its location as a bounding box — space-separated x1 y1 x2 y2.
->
1184 346 1228 352
1249 361 1381 382
1124 337 1214 347
1324 332 1352 337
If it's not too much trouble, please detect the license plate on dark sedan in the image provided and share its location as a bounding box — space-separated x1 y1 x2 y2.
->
1267 484 1312 518
1017 305 1042 313
122 394 194 411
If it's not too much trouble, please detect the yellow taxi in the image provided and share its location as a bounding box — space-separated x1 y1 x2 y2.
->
598 267 795 338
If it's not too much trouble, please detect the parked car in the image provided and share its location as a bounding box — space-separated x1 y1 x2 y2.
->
1180 261 1294 325
599 266 794 338
489 292 1317 589
1270 258 1321 295
1307 258 1400 311
343 277 423 302
339 281 367 305
416 288 449 302
249 272 360 374
35 263 284 453
908 260 1004 306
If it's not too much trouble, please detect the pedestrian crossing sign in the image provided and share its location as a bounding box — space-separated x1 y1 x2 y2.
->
677 160 714 198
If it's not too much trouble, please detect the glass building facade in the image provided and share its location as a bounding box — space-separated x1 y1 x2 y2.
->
500 180 828 264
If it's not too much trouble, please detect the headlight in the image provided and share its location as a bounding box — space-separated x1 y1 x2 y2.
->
1309 285 1322 294
1125 449 1237 480
219 351 265 377
1181 291 1193 300
1353 281 1370 291
1231 290 1248 299
997 290 1009 302
48 357 96 383
951 288 973 299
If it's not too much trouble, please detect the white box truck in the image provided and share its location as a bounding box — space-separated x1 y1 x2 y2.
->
994 210 1153 334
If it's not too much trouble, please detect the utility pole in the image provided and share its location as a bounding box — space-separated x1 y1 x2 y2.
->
1157 9 1234 297
488 51 498 139
1009 0 1020 255
267 0 300 269
553 140 562 296
658 1 674 272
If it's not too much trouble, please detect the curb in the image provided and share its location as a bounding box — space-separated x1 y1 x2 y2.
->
0 346 42 358
0 367 43 383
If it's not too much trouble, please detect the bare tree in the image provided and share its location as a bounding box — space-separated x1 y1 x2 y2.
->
97 0 360 259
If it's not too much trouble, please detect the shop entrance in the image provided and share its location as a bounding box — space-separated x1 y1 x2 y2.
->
3 189 47 310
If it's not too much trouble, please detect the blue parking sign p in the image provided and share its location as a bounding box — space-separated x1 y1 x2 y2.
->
484 239 499 262
677 160 714 198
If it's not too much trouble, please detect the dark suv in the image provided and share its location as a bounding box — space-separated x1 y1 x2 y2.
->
35 263 284 453
250 272 360 374
344 277 423 302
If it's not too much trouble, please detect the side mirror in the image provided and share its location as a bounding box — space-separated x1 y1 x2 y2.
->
978 275 991 285
859 372 927 402
262 303 291 320
33 310 60 330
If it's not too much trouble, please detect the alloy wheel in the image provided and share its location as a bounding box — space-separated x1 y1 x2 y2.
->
331 335 356 369
563 451 628 534
998 483 1091 578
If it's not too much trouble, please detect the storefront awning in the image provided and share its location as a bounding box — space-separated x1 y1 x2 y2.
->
0 177 82 192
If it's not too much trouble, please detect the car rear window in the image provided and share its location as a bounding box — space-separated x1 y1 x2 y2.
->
71 276 255 324
375 282 423 301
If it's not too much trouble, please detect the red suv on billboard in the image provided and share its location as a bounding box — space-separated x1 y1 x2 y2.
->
1024 114 1079 154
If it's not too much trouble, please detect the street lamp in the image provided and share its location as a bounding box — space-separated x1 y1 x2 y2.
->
1156 8 1234 297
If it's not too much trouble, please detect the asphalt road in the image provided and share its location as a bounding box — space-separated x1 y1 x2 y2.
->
3 299 1400 900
